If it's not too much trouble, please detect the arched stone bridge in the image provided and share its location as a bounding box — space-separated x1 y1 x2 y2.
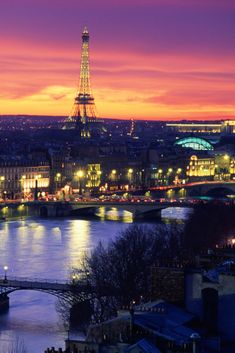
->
152 181 235 198
34 200 191 219
170 181 235 197
185 181 235 197
0 200 192 219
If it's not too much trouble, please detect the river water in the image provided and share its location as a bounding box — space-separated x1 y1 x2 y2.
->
0 207 190 353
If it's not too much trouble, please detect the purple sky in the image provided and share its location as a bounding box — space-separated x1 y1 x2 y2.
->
0 0 234 119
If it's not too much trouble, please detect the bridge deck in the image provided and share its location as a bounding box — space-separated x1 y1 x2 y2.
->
0 200 192 207
0 277 84 292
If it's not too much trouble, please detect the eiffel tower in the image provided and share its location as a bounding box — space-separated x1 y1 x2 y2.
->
64 27 97 133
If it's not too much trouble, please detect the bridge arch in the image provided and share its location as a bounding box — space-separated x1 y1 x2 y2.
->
0 287 83 305
206 187 235 198
40 206 48 217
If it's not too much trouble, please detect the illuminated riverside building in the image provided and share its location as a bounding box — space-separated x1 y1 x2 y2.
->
0 161 50 199
167 120 235 135
104 166 143 190
187 155 215 180
167 122 221 134
70 164 143 192
186 154 235 181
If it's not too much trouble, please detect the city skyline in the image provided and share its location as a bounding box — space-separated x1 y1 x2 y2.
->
0 0 234 120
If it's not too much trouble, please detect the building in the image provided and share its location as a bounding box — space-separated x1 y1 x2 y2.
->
166 120 235 136
0 160 50 199
166 122 222 134
174 137 214 151
66 301 200 353
186 155 215 180
185 263 235 343
186 154 235 181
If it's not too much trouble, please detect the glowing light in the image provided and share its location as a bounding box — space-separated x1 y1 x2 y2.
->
76 170 84 178
175 137 213 151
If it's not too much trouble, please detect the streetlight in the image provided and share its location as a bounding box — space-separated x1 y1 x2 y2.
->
4 265 8 281
157 169 163 185
128 168 133 187
0 176 5 199
111 169 117 184
56 172 61 192
20 175 26 198
190 333 201 353
76 170 84 195
72 274 76 285
34 175 41 201
129 300 135 340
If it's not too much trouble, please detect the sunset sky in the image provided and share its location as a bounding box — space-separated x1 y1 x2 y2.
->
0 0 234 120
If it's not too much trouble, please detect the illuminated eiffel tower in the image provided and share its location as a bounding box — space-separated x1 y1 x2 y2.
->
64 27 97 133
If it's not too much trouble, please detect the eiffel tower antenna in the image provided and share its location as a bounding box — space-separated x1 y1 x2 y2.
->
65 26 97 128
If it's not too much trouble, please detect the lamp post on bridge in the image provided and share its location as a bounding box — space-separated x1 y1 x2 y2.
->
4 265 8 282
72 274 76 285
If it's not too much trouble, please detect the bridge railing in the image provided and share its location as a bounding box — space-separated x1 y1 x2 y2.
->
0 276 72 285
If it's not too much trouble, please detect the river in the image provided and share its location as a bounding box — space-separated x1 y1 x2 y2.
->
0 207 190 353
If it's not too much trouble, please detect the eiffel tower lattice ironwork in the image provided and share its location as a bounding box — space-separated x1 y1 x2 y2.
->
66 27 96 129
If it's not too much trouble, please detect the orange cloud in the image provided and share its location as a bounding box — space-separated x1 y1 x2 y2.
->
0 38 234 120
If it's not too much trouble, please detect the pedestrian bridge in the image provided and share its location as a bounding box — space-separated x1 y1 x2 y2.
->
0 276 90 306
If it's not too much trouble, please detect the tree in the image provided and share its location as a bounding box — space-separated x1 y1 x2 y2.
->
70 223 184 323
59 206 235 327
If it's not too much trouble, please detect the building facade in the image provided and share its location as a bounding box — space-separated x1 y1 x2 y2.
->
0 161 50 199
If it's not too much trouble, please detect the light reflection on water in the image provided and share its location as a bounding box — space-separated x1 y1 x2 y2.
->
162 207 193 220
0 208 190 353
95 207 133 222
0 217 131 353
